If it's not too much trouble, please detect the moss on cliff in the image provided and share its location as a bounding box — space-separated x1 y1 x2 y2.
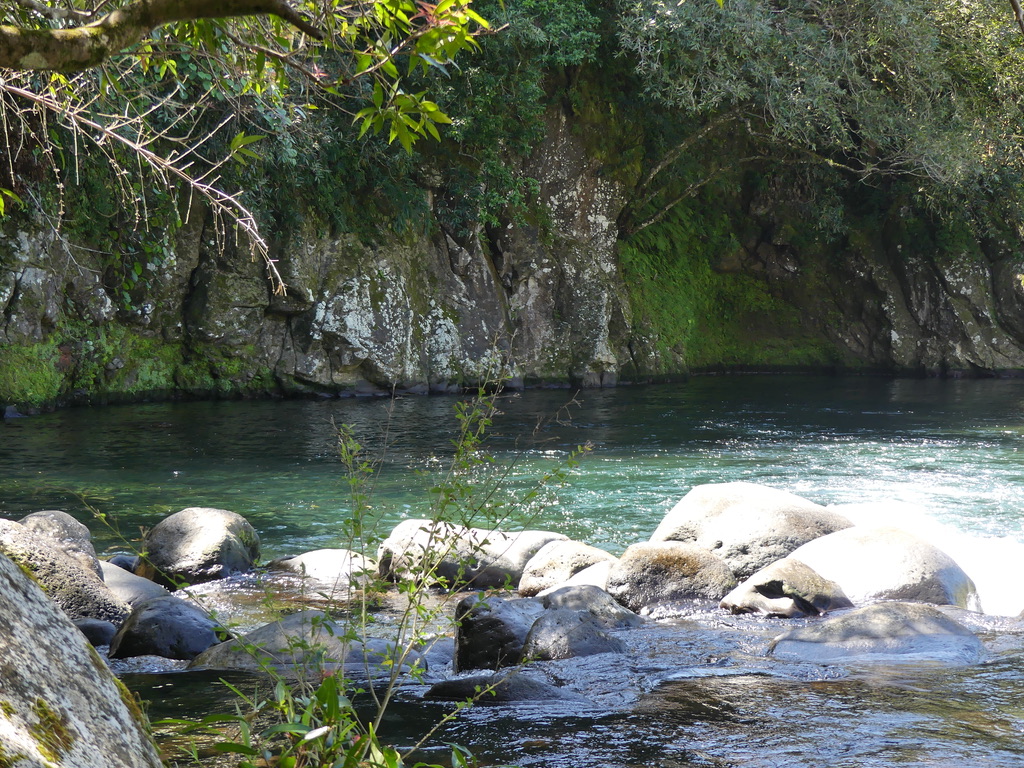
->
620 202 840 375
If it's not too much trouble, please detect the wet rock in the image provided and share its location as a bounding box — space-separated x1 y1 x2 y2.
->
136 507 261 588
519 539 617 597
539 585 643 629
605 541 737 613
189 610 423 676
18 509 102 578
0 552 165 767
720 558 853 618
522 608 626 661
73 618 117 647
788 526 980 609
454 594 547 672
425 671 587 703
269 548 376 595
768 602 984 664
378 519 566 590
99 560 171 607
107 553 140 572
109 595 221 661
0 518 130 624
651 482 853 579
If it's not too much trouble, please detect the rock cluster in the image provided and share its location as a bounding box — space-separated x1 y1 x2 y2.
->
0 480 999 758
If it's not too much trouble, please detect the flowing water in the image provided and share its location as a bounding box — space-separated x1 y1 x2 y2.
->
4 374 1024 766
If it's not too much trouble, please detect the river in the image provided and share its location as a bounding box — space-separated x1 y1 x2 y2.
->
4 374 1024 766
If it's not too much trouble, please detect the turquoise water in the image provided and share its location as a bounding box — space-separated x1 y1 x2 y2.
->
7 375 1024 767
4 375 1024 557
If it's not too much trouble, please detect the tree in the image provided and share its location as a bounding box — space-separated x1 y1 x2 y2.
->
0 0 489 291
615 0 1024 236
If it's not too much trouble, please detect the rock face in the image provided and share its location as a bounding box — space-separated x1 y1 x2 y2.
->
136 507 260 588
768 602 984 664
378 519 566 590
787 526 980 610
720 558 853 618
0 518 130 624
650 483 853 579
605 541 737 613
0 552 164 768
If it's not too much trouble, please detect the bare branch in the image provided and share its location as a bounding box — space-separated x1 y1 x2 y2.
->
13 0 93 23
1011 0 1024 35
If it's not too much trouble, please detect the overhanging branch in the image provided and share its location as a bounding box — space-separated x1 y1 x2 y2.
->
0 0 323 72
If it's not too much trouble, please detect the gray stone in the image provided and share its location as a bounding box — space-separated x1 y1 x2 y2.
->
788 526 980 609
18 510 102 578
99 560 171 607
109 595 221 660
519 539 616 597
0 518 130 624
0 552 164 767
136 507 260 588
720 558 854 618
73 618 117 647
650 482 853 579
521 608 626 661
189 610 423 676
605 541 737 613
768 602 984 664
454 594 547 672
378 519 566 590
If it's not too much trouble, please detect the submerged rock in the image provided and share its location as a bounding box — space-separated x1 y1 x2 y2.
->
378 519 565 590
721 558 854 618
768 602 984 663
425 671 587 703
521 608 626 661
605 541 737 613
0 552 164 767
787 526 980 610
454 594 547 672
136 507 261 588
651 482 852 579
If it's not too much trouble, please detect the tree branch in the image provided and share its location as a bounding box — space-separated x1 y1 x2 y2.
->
0 0 323 72
1011 0 1024 35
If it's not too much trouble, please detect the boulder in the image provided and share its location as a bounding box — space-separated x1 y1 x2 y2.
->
605 541 737 613
787 526 980 609
19 509 102 578
768 602 984 664
99 560 171 607
720 558 854 618
73 618 118 647
378 519 566 589
269 548 376 594
0 552 164 767
518 539 617 597
454 594 547 672
521 608 626 661
189 611 423 676
136 507 261 588
650 482 853 579
552 559 614 592
109 595 221 660
539 585 643 629
425 671 587 703
0 518 130 624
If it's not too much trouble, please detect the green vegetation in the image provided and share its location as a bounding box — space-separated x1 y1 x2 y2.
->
29 698 75 764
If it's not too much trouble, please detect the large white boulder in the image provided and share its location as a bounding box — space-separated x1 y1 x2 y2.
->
0 552 164 767
651 482 852 579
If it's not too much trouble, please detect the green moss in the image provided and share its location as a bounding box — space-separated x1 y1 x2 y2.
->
0 342 63 406
621 203 841 375
29 698 74 763
0 742 30 768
